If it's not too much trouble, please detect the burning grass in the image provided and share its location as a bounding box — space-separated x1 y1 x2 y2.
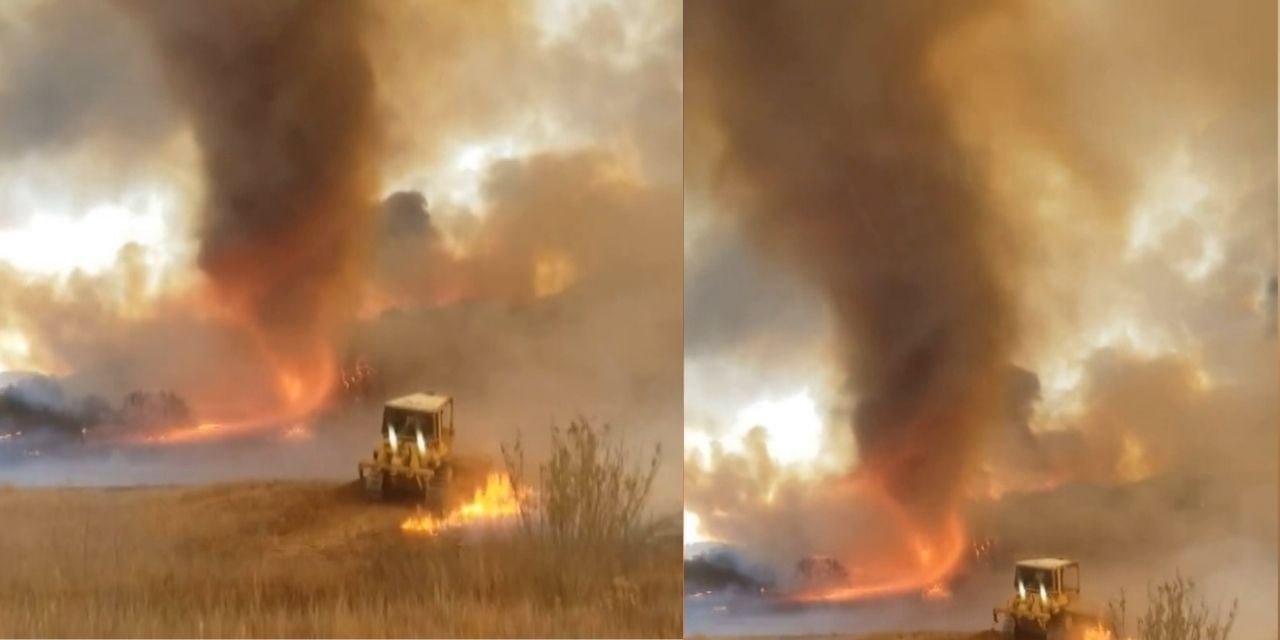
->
0 426 681 638
400 471 522 535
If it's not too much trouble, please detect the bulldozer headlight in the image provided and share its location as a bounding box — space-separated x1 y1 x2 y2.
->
388 427 399 451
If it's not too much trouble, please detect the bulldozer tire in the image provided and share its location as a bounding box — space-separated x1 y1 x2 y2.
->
363 469 385 500
432 462 454 488
1000 617 1016 639
1046 619 1067 640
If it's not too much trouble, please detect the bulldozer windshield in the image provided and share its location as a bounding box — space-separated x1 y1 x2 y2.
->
1015 566 1055 594
383 407 440 442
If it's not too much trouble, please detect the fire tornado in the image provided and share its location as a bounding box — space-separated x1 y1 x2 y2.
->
122 0 380 427
688 0 1013 599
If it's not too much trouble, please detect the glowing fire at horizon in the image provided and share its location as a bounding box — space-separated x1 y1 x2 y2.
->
684 510 718 545
686 388 834 473
533 251 577 299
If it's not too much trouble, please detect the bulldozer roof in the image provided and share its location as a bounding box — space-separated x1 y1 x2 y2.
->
1016 558 1077 570
385 392 450 413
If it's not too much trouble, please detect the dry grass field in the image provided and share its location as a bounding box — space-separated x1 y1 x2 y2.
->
0 439 681 638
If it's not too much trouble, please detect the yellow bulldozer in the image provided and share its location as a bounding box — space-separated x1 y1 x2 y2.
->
993 558 1110 640
358 392 455 499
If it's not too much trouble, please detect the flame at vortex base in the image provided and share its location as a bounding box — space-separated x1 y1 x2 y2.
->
134 334 340 445
791 474 970 603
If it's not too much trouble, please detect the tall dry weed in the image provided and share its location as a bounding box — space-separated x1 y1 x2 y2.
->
501 418 661 547
1108 573 1238 640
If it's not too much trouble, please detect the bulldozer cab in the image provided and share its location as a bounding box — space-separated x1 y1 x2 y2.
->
1015 559 1079 600
382 393 454 452
995 558 1102 638
359 392 456 499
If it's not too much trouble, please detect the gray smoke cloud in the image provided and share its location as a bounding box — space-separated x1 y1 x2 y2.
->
0 1 174 159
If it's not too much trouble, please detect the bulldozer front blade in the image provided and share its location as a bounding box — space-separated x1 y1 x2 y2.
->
363 469 385 500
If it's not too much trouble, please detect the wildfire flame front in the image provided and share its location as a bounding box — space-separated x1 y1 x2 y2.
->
401 472 524 535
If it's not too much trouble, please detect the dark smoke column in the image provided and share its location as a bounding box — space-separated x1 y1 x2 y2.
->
123 0 379 388
687 0 1012 525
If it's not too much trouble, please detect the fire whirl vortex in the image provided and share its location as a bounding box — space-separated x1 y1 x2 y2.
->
688 0 1013 602
122 0 379 440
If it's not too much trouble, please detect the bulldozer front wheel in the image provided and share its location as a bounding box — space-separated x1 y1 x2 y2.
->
363 469 385 500
1046 619 1067 640
1000 617 1015 639
432 462 454 488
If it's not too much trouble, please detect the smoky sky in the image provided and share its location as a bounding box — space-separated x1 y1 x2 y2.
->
684 217 827 362
0 1 175 159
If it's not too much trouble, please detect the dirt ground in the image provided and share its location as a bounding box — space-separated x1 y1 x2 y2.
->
0 461 682 638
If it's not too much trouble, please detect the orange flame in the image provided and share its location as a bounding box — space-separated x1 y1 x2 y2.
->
401 472 524 535
279 372 305 404
1116 433 1155 483
792 476 969 603
139 345 336 445
1083 623 1133 640
532 251 576 298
